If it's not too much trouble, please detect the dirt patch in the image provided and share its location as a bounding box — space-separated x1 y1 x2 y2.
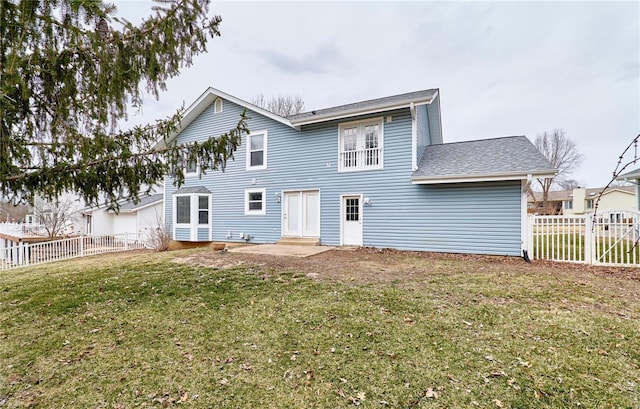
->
173 247 640 299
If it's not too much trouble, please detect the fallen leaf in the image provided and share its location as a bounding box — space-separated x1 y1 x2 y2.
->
425 388 438 399
493 399 503 408
356 391 366 401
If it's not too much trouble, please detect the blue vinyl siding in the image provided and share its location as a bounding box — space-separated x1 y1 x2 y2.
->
165 97 522 255
175 228 190 241
197 228 209 241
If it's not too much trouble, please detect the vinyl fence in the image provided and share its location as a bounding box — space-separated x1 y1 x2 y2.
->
529 211 640 267
0 233 147 271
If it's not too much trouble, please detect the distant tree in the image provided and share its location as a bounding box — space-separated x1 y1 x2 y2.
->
33 195 82 238
533 130 583 214
252 94 305 117
556 178 582 191
1 0 248 210
0 201 29 223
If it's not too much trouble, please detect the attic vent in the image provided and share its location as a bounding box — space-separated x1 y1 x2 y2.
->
214 98 223 113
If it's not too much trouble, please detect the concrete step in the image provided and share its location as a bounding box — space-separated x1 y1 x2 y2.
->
276 237 320 246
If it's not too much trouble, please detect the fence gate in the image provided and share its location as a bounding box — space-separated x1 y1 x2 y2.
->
529 210 640 267
592 211 640 266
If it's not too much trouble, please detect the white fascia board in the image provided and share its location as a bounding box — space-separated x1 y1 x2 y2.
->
290 98 436 127
155 87 296 149
411 171 557 185
116 198 164 214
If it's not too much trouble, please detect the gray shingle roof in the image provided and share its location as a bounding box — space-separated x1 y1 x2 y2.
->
119 193 163 211
618 167 640 180
288 89 438 124
412 136 556 182
174 186 211 194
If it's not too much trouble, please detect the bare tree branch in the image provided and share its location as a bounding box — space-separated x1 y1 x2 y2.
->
534 129 582 214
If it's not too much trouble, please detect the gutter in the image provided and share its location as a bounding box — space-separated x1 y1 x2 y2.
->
411 169 557 185
290 96 436 127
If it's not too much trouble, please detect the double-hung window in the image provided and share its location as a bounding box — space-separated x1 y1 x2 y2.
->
338 118 383 172
247 131 267 170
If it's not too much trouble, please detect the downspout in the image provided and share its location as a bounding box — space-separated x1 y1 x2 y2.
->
410 102 417 171
522 174 532 262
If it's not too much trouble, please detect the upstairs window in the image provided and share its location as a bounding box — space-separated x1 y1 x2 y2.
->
338 118 383 172
185 159 198 176
247 131 267 170
564 200 573 210
586 199 594 209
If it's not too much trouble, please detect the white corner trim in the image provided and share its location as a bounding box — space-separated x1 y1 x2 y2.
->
410 102 417 171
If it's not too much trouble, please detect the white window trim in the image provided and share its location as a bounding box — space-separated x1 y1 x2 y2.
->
245 188 266 215
214 97 223 113
185 159 200 178
337 117 384 172
246 130 268 171
173 193 212 240
174 194 193 228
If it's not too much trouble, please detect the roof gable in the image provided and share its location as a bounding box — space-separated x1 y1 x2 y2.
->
159 88 296 147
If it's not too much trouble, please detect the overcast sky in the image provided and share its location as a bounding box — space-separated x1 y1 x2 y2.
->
115 0 639 188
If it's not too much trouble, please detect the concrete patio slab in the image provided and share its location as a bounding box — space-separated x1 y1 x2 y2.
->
228 244 335 258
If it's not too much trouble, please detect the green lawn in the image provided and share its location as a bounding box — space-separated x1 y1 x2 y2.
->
1 249 638 408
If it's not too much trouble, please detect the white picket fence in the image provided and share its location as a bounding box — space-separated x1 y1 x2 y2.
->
529 211 640 267
0 233 148 271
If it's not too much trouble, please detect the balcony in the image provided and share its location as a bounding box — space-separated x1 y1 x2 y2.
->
339 148 382 172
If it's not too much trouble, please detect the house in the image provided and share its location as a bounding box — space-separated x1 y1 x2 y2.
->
529 186 636 218
616 168 640 210
161 88 555 257
82 193 163 239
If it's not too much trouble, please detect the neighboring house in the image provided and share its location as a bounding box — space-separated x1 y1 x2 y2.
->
82 193 164 239
527 190 564 215
160 88 555 257
529 186 636 217
616 168 640 211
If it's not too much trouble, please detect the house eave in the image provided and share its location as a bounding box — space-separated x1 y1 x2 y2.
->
155 87 296 149
411 170 557 185
290 95 437 127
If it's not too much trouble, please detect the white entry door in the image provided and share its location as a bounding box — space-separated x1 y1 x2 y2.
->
283 191 320 237
342 195 363 246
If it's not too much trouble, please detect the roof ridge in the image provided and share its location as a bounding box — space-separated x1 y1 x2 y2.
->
434 135 527 146
289 88 438 119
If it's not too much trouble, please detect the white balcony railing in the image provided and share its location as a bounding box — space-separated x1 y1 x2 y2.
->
339 148 382 172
